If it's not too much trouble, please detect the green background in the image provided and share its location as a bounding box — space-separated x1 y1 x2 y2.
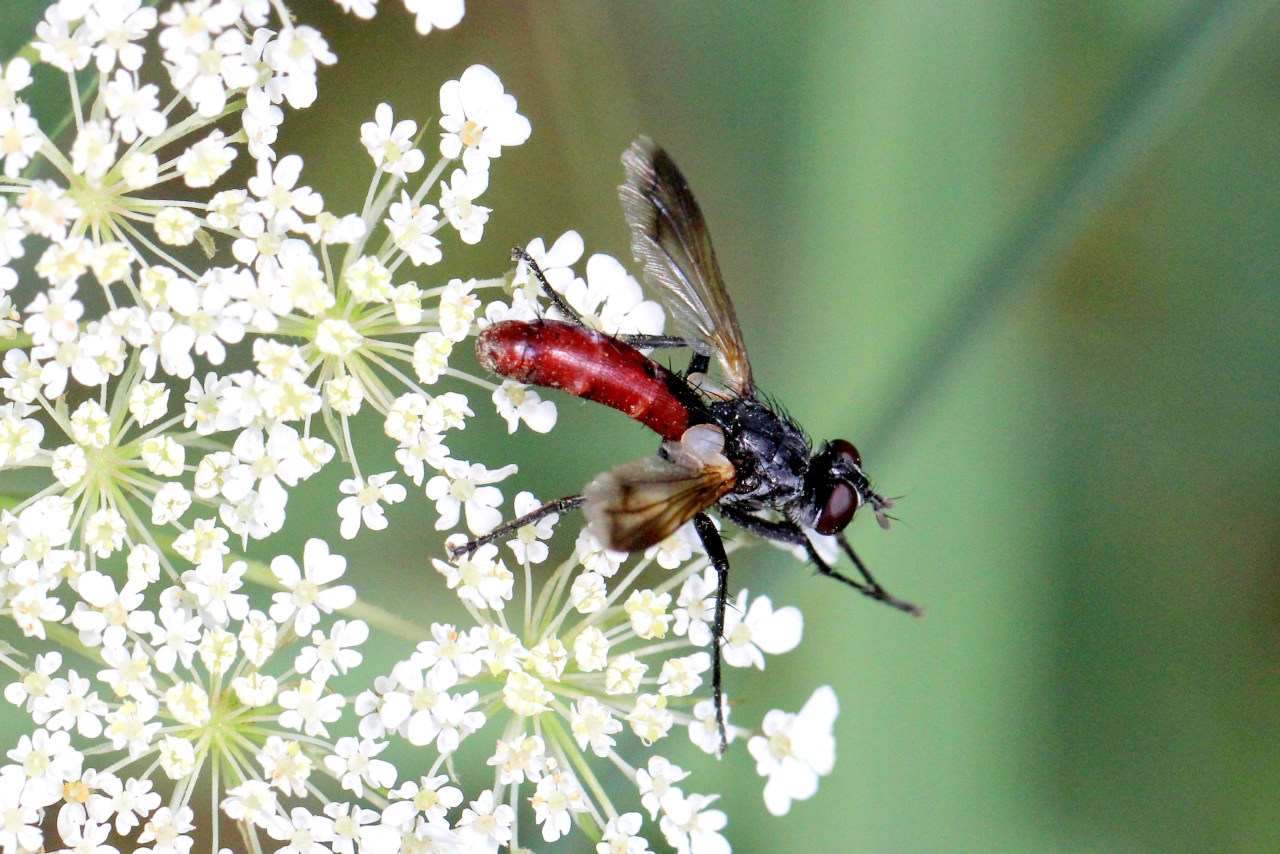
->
12 0 1280 851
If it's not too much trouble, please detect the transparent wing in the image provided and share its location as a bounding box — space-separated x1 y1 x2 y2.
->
583 424 737 552
619 137 754 394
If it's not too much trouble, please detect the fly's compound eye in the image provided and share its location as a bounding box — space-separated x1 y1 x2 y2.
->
832 438 862 469
814 481 858 535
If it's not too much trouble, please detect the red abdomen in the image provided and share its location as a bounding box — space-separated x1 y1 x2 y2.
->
477 320 691 441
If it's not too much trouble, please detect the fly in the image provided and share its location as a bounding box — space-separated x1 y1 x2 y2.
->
452 137 919 752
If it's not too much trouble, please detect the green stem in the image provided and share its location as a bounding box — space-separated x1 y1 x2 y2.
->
861 0 1278 454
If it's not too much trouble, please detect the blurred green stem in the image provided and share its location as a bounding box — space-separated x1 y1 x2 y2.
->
863 0 1278 453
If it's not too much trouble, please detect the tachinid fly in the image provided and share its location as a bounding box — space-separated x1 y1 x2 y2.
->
453 137 918 752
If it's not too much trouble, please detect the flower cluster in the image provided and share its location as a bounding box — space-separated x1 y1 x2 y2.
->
0 0 846 851
349 512 835 851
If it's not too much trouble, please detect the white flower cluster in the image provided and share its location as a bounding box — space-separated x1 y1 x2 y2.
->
342 510 834 851
0 0 846 851
0 0 544 567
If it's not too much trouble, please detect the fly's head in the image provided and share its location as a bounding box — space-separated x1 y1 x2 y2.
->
806 439 893 535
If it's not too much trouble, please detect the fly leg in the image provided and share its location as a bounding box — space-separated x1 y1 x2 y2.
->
513 248 708 360
835 534 919 615
513 247 583 323
693 511 732 757
448 494 585 560
717 506 920 616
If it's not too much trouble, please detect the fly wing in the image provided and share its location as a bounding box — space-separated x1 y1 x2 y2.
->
582 424 737 552
620 137 754 395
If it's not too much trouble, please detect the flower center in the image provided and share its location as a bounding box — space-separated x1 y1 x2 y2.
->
22 749 48 779
1 128 22 156
449 478 476 503
768 731 794 759
197 48 223 77
293 579 319 608
460 120 484 148
357 481 381 507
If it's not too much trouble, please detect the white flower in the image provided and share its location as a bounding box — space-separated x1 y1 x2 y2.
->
268 539 357 635
689 696 736 755
102 68 166 143
261 24 335 110
221 779 279 830
748 685 839 815
625 588 672 639
570 696 622 757
438 64 531 173
505 491 557 563
86 0 157 72
386 192 442 266
0 772 41 849
493 380 557 434
162 14 254 117
645 521 703 569
659 793 730 854
673 567 717 647
564 253 665 335
386 774 463 827
4 651 62 710
33 670 107 737
575 528 627 577
176 130 237 188
573 626 610 671
258 736 315 797
604 653 646 695
278 678 345 738
486 735 546 786
433 541 513 611
456 790 514 852
0 105 43 179
72 570 154 648
637 756 690 820
721 590 803 669
626 693 674 745
8 728 82 798
138 804 195 854
424 459 517 535
34 7 94 73
248 154 324 231
437 278 479 341
337 471 407 538
529 771 588 843
440 167 490 244
267 806 335 854
325 801 397 854
360 103 425 180
296 619 368 683
404 0 464 34
512 230 583 302
658 652 710 697
0 58 33 109
598 812 652 854
503 670 552 717
182 556 250 628
55 818 114 854
323 737 397 797
89 773 161 835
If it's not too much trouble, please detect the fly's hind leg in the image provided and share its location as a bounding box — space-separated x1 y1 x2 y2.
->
448 494 585 561
512 246 583 324
718 505 920 616
693 511 732 757
512 248 709 371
